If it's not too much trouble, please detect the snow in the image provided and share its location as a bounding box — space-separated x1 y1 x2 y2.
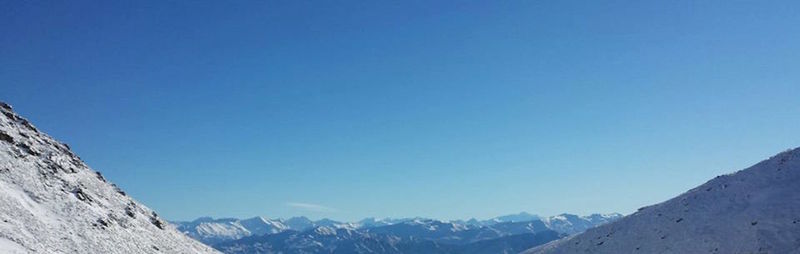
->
0 238 27 254
524 147 800 254
0 102 218 253
541 213 622 235
195 222 249 239
313 226 337 235
174 216 295 245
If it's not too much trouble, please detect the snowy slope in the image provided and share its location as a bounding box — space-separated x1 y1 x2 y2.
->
0 102 218 253
524 147 800 254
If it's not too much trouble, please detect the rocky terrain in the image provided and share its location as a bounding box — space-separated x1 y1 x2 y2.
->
0 102 218 253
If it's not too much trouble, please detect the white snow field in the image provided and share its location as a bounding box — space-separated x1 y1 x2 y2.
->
0 102 218 253
524 147 800 254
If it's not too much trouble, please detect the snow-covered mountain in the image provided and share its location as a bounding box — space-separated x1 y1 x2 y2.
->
524 147 800 254
455 213 621 231
197 213 621 253
238 216 289 236
214 224 562 254
363 219 489 245
282 216 316 231
174 217 289 245
357 217 414 228
176 213 621 249
542 213 622 235
173 216 357 245
495 212 541 223
0 102 218 253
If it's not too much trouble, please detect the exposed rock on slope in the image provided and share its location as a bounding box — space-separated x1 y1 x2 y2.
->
0 102 218 253
524 147 800 254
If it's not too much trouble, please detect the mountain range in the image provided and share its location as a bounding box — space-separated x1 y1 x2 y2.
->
173 213 621 253
216 226 561 254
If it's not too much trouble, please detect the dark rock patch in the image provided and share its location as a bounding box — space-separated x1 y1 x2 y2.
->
0 131 13 143
150 212 165 230
74 188 92 203
125 202 137 218
0 102 12 111
95 172 106 182
112 184 126 196
16 143 39 156
97 218 109 228
2 111 18 121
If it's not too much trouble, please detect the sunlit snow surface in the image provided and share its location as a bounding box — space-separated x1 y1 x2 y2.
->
0 102 218 253
525 148 800 254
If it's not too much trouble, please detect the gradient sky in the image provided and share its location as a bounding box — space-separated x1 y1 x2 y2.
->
2 1 799 222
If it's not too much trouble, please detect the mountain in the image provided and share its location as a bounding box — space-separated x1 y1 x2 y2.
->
454 212 539 227
174 216 289 245
173 216 355 245
357 217 414 228
176 213 621 250
364 219 483 245
486 220 550 236
454 213 621 232
239 216 289 236
177 213 620 247
0 102 217 253
215 227 399 254
456 231 560 254
214 225 563 254
524 147 800 254
542 213 622 235
486 212 541 224
210 215 620 253
283 216 315 231
461 213 622 236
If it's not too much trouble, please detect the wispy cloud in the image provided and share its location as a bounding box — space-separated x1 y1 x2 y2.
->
285 202 340 213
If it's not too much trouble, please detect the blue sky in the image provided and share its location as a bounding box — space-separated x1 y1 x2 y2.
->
2 1 799 222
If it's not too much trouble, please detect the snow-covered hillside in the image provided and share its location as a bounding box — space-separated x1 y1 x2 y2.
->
0 102 218 253
524 147 800 254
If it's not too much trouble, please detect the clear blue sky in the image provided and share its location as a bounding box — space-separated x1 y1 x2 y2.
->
2 1 799 222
